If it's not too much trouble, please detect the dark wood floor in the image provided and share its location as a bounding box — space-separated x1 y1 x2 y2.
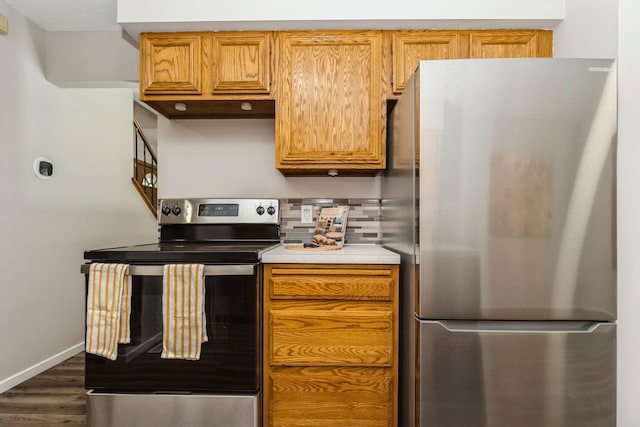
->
0 352 86 426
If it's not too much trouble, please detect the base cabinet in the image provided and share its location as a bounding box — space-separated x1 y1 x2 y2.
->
263 264 399 427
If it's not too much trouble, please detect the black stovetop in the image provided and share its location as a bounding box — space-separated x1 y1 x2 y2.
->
84 242 280 264
84 224 281 264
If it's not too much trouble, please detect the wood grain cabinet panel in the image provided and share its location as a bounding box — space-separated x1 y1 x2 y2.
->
391 30 464 94
140 33 202 95
210 32 271 94
269 270 394 300
269 307 393 366
276 30 386 175
263 264 399 427
387 29 553 98
139 31 274 119
268 366 393 427
469 30 553 58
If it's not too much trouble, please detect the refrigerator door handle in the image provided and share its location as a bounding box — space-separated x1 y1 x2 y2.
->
434 320 611 334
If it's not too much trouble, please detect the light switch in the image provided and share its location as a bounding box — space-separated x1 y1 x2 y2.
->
301 205 313 224
0 14 7 35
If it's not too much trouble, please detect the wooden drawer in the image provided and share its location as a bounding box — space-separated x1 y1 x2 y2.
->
269 305 393 366
269 269 394 301
267 366 394 427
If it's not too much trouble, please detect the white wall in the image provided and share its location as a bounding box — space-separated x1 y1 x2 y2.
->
119 0 563 22
117 0 564 38
553 0 618 59
45 31 139 88
617 0 640 424
0 1 157 391
158 119 381 199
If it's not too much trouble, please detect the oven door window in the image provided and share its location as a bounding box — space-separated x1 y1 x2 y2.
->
85 270 260 393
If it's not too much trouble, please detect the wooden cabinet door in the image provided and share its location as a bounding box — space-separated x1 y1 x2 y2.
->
391 30 464 94
209 31 271 94
469 30 553 58
276 30 386 175
140 33 202 96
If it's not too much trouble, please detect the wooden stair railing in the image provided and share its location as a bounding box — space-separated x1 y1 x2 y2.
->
132 118 158 218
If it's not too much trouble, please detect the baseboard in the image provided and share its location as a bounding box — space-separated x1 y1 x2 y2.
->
0 342 84 394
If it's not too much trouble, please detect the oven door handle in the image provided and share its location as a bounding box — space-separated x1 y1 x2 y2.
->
81 264 255 276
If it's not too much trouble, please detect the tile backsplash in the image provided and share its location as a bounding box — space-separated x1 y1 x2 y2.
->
279 199 381 244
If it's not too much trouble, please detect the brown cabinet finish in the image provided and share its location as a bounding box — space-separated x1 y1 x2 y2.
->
209 31 271 94
140 33 203 95
269 366 393 427
263 264 399 427
468 29 553 58
388 29 553 98
391 30 465 94
139 31 274 119
276 30 386 175
139 29 552 170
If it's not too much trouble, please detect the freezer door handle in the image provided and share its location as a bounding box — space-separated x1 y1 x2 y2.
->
432 320 611 333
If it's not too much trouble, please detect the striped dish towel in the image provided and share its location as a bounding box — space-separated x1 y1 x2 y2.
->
85 263 131 360
162 264 208 360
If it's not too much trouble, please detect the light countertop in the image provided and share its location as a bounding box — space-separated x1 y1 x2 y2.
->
261 244 401 265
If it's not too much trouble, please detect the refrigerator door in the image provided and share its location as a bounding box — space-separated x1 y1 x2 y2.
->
417 320 616 427
416 58 617 320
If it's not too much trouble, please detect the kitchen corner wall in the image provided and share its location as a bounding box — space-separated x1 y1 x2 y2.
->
0 0 157 391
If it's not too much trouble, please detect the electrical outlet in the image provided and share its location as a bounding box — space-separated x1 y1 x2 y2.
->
301 205 313 224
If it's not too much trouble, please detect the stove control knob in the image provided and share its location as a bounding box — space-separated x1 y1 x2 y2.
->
267 206 276 216
172 206 182 215
161 206 171 216
256 206 265 215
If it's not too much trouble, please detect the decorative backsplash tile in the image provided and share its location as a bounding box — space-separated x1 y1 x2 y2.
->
279 199 381 244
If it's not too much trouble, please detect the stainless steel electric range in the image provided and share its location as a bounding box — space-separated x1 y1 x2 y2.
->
82 198 280 427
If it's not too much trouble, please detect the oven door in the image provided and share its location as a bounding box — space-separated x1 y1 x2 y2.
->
84 264 260 394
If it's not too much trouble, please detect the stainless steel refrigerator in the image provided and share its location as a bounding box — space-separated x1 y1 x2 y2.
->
382 58 617 427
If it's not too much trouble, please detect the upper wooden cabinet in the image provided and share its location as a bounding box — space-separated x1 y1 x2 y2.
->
389 29 552 96
276 30 386 176
140 33 203 95
468 29 552 58
209 32 271 94
138 29 553 172
391 30 466 94
139 31 274 118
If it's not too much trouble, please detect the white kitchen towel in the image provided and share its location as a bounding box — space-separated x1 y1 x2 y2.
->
85 263 131 360
162 264 208 360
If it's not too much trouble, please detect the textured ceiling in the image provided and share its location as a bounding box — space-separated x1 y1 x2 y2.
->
5 0 120 31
